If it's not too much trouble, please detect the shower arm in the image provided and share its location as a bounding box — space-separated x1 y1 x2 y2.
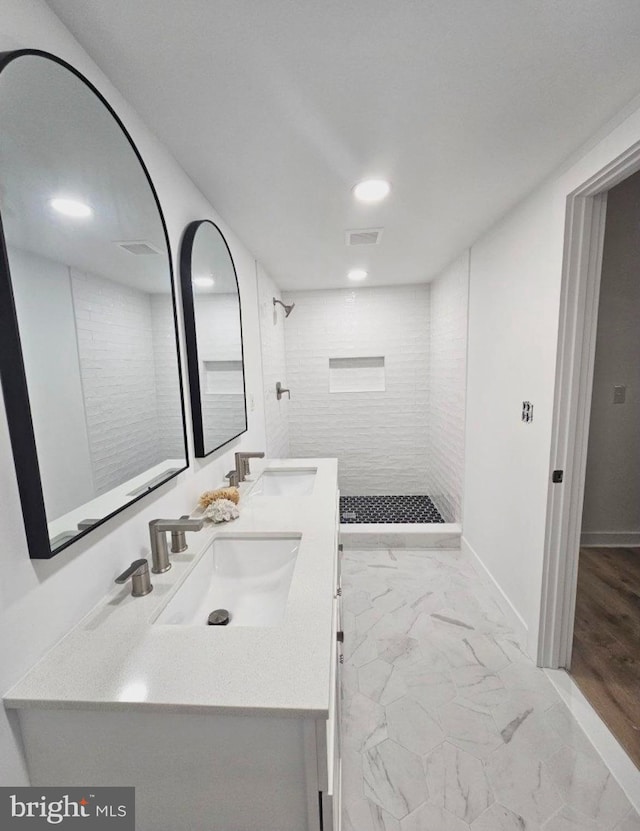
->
273 297 295 317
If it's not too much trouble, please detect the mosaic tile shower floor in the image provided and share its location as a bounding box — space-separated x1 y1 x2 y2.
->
340 547 640 831
340 496 445 524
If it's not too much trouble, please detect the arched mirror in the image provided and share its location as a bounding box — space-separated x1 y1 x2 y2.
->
0 50 189 559
180 220 247 456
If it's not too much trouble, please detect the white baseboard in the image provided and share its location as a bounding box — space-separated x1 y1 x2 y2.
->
461 536 529 655
580 531 640 547
545 668 640 815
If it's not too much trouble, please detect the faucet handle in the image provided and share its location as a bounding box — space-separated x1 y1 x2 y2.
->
225 469 240 487
115 558 153 597
276 381 290 400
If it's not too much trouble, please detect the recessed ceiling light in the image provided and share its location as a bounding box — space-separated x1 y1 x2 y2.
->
49 197 93 219
193 275 215 288
348 269 368 282
353 179 391 204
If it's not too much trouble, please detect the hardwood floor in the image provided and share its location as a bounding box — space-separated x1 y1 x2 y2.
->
570 546 640 769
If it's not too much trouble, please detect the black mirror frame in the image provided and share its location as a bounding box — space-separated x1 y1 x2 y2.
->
180 220 248 457
0 49 190 560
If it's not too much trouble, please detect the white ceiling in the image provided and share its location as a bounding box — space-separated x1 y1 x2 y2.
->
46 0 640 290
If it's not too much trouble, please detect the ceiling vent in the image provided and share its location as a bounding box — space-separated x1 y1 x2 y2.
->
115 240 163 256
345 228 383 246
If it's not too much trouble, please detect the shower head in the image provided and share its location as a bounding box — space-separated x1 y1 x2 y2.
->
273 297 295 318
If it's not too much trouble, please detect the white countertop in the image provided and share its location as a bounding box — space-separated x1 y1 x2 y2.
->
5 459 339 719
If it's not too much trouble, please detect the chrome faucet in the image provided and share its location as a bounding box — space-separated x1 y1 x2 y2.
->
115 558 153 597
234 451 265 483
149 516 204 574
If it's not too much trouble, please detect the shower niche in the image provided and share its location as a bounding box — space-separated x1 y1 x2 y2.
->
329 356 386 393
180 220 248 457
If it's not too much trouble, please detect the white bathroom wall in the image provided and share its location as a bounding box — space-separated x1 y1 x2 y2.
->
428 252 469 522
582 170 640 543
257 263 290 458
71 269 164 495
7 247 94 519
461 94 640 658
282 285 430 495
0 0 266 785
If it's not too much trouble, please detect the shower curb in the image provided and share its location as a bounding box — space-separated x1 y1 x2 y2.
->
340 523 461 549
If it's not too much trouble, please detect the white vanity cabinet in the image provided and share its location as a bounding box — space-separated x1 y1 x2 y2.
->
6 459 342 831
315 502 343 831
16 619 343 831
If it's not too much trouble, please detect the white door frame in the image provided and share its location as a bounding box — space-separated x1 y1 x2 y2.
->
538 139 640 669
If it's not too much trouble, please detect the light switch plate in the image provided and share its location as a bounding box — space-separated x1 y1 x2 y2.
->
613 385 626 404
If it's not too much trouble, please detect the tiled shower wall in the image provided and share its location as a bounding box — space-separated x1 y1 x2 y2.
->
192 293 246 451
150 294 187 460
282 285 431 495
72 275 185 496
71 270 164 495
257 263 290 458
428 252 469 521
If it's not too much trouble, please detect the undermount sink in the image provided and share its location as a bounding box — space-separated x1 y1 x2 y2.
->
154 535 301 627
248 468 317 497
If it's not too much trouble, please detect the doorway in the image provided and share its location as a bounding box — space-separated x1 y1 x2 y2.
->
539 147 640 770
570 170 640 767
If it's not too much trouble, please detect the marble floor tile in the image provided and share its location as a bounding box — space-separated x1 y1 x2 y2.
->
372 588 408 615
358 659 395 703
545 746 632 829
377 634 421 665
363 738 428 820
343 691 388 752
491 692 565 761
484 742 563 824
343 788 400 831
543 702 600 759
340 548 640 831
368 605 421 640
498 662 559 710
492 634 533 665
344 589 373 615
616 813 640 831
425 742 494 824
401 802 470 831
369 802 402 831
349 636 380 668
386 696 445 755
471 802 540 830
378 668 409 707
542 804 601 830
430 609 478 634
406 610 437 640
438 699 504 759
451 664 509 711
402 663 456 711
